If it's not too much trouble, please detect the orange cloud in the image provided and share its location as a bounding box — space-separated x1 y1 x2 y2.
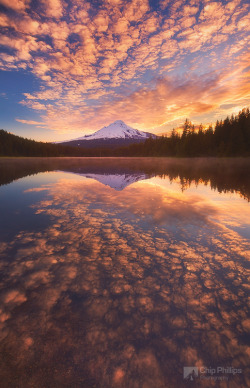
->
16 119 47 126
0 0 30 12
40 0 63 18
0 0 249 137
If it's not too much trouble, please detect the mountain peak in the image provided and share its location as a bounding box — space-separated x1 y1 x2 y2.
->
73 121 156 141
113 120 125 125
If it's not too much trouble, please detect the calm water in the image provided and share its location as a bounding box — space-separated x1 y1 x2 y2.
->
0 158 249 388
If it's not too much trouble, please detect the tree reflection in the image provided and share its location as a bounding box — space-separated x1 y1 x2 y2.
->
0 157 250 200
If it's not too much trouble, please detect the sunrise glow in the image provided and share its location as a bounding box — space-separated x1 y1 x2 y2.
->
0 0 249 141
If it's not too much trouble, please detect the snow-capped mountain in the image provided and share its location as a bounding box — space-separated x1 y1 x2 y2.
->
76 120 153 140
57 120 157 148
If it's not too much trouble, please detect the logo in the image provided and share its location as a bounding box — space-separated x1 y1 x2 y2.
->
183 367 199 381
183 366 242 382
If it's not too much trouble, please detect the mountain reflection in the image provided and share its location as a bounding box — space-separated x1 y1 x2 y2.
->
0 157 250 199
82 173 149 190
0 170 249 387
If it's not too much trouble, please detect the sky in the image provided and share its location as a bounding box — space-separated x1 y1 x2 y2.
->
0 0 249 142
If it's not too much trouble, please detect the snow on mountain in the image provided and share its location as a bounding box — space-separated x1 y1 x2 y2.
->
63 120 155 142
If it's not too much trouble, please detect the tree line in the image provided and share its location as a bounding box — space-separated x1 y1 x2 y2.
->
0 130 92 157
0 108 249 157
117 108 250 157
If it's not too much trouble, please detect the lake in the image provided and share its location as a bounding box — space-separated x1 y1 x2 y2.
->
0 157 249 388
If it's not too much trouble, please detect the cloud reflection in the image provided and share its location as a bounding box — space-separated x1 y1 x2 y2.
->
0 176 249 387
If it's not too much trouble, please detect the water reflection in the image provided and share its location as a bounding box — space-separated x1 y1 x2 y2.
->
0 157 250 199
0 159 249 387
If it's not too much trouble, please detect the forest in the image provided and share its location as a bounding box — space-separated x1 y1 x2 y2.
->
0 129 89 157
118 108 250 157
0 108 249 157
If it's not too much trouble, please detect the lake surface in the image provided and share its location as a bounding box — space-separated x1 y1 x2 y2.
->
0 157 249 388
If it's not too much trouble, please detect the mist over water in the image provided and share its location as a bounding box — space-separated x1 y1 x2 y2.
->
0 158 249 387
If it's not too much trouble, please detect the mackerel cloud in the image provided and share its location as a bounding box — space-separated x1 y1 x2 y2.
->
0 0 249 134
